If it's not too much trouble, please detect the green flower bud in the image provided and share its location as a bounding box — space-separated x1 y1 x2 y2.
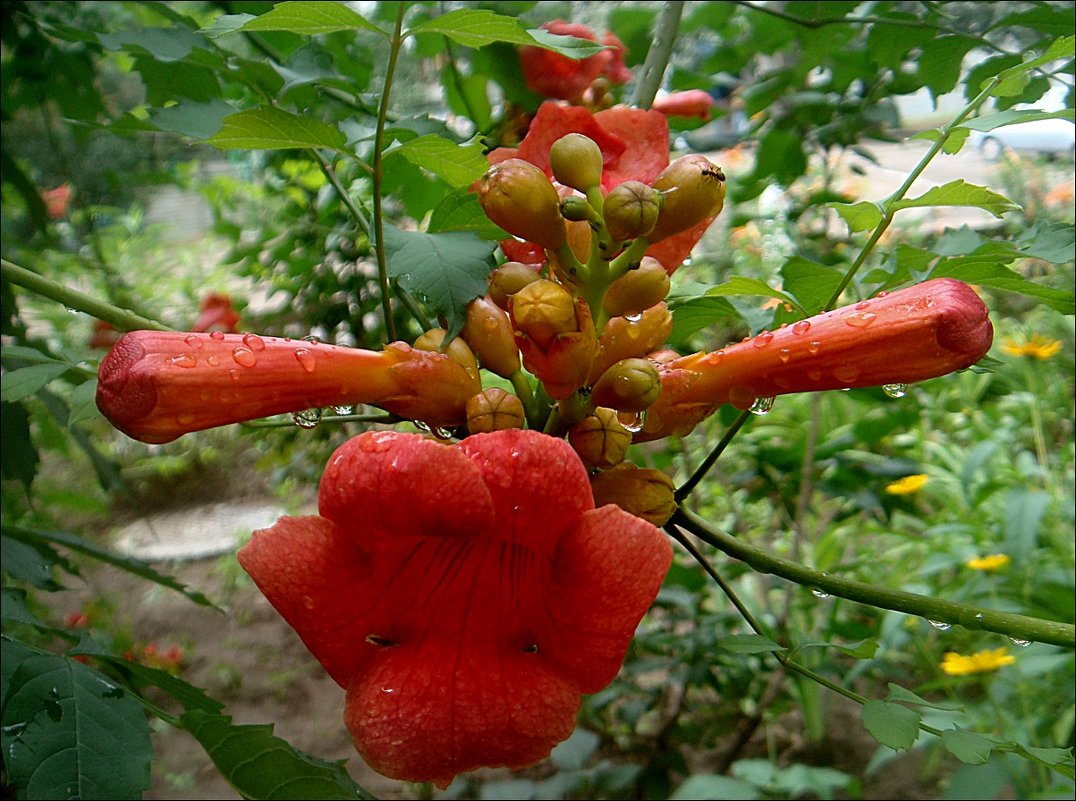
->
549 133 604 192
603 181 663 242
462 296 521 379
591 357 662 412
479 159 567 249
488 261 541 310
603 256 671 318
466 388 525 433
647 154 726 243
568 407 631 470
559 195 595 222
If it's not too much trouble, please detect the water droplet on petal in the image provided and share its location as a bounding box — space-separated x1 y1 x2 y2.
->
792 320 811 336
876 290 888 298
413 420 432 433
624 312 643 322
928 619 952 631
811 588 830 598
882 383 907 399
753 330 774 348
833 365 860 383
210 331 225 341
232 347 257 367
618 410 646 433
844 312 877 328
206 355 219 367
1009 637 1031 647
243 333 265 351
184 335 204 350
856 300 871 310
705 351 723 366
808 369 823 382
228 369 242 383
778 347 792 363
749 396 775 416
808 341 821 355
171 353 197 368
294 347 316 373
292 408 322 429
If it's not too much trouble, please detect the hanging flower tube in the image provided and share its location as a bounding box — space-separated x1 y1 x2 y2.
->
238 429 672 788
95 331 479 444
638 279 994 440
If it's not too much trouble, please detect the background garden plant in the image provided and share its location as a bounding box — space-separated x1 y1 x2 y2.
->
1 1 1073 799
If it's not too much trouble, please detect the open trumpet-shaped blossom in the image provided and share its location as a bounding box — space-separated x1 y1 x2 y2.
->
95 331 478 443
487 102 719 273
638 279 994 440
238 429 672 788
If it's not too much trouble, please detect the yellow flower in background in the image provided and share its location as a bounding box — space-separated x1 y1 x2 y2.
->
1002 335 1063 360
885 474 929 495
966 553 1011 571
940 647 1016 676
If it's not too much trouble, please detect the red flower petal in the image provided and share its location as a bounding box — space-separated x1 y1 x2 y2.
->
239 430 672 787
592 106 670 187
516 103 628 183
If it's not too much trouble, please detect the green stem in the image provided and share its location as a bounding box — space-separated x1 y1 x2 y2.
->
370 4 407 343
311 149 371 237
673 506 1075 648
631 2 684 109
675 409 752 502
2 259 173 332
823 73 1004 309
509 370 542 429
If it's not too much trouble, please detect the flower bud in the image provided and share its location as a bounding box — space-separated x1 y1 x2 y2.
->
559 195 594 222
466 388 525 433
588 302 673 384
591 358 662 412
488 262 541 310
479 158 567 249
603 256 671 318
414 328 482 386
568 408 631 470
590 463 677 526
603 181 662 242
462 296 521 378
647 154 726 243
510 279 578 350
549 133 604 192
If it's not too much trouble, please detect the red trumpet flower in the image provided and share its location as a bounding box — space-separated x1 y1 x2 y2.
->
238 429 671 788
191 293 241 334
95 331 478 443
638 279 994 440
519 21 630 102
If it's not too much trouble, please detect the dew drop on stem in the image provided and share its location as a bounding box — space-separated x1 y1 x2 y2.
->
928 619 952 631
292 408 322 429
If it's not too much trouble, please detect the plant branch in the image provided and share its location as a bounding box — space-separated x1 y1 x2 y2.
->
673 507 1075 648
631 2 684 110
2 259 173 332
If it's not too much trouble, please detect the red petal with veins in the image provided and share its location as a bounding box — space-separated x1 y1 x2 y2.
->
239 429 672 788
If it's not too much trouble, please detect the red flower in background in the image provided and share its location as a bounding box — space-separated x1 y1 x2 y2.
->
519 21 630 102
487 102 717 273
41 185 71 219
239 429 671 788
652 89 716 120
191 293 241 333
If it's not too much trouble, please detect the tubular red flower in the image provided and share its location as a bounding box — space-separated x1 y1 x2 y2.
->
191 293 241 333
238 429 672 788
652 90 716 120
518 21 630 102
95 331 478 443
638 279 994 441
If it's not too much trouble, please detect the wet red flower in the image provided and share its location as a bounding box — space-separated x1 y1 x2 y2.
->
652 90 716 120
488 102 715 273
41 184 71 219
238 429 671 788
638 279 994 440
519 21 630 102
95 331 478 443
88 319 121 350
191 293 241 333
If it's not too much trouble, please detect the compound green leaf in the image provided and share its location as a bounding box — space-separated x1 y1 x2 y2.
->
208 107 346 151
388 134 488 188
409 8 537 48
830 200 883 233
890 180 1019 219
238 2 384 36
0 364 68 403
1 654 152 800
942 728 994 765
182 710 373 800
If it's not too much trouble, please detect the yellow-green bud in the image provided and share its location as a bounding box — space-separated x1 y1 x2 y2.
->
462 296 521 378
603 256 671 318
549 133 604 192
647 154 726 243
479 159 567 249
509 279 578 350
590 463 676 526
466 388 525 433
488 262 541 310
568 407 631 470
559 195 594 222
414 328 481 386
603 181 663 242
591 357 662 412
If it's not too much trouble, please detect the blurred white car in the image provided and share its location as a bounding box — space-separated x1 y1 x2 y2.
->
970 118 1075 160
